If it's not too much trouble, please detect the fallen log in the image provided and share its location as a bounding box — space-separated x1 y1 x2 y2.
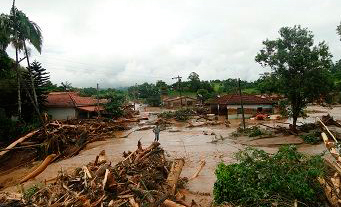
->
0 129 40 158
20 154 57 183
189 160 206 180
167 158 185 195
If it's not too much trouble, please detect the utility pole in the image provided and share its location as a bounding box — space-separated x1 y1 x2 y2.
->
238 78 246 130
134 83 137 111
97 83 100 117
172 75 183 107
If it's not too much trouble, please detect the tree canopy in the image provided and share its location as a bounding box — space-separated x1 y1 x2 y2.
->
255 25 333 129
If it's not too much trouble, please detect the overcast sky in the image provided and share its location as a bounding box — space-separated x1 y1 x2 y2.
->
1 0 341 88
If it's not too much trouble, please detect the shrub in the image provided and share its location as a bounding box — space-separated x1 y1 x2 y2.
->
213 145 326 206
158 108 195 121
300 131 321 144
23 184 41 201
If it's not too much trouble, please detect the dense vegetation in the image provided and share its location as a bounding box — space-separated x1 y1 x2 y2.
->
214 145 326 206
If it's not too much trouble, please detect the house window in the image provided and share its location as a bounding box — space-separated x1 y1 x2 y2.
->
237 108 242 114
257 107 263 112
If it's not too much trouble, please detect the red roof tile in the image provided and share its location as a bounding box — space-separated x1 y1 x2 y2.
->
46 92 74 107
46 92 108 108
216 94 273 105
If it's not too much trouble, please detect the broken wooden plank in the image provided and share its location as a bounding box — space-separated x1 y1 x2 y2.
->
189 160 206 180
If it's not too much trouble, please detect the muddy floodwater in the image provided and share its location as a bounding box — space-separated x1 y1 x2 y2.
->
1 105 341 205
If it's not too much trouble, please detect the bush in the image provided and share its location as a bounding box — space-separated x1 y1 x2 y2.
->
213 146 326 206
23 184 41 201
158 108 195 121
300 131 321 144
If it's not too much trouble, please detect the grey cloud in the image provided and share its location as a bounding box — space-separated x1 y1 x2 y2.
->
1 0 341 88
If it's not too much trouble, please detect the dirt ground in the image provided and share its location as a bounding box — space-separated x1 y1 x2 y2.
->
1 104 340 206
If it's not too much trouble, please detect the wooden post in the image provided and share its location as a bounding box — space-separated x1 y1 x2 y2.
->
96 83 100 117
238 78 246 129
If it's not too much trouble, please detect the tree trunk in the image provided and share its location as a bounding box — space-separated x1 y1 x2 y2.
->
24 41 39 111
292 115 297 131
15 47 21 119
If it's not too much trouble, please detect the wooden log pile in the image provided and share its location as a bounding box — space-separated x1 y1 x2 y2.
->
0 120 131 161
26 141 191 206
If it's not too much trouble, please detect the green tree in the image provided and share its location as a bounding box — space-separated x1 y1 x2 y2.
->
197 89 210 103
255 25 333 129
156 80 168 96
255 72 280 94
79 87 97 97
0 5 43 117
188 72 200 92
101 91 125 118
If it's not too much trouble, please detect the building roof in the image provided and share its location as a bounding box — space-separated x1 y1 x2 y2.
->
46 92 107 110
78 106 105 112
163 96 197 102
46 92 75 107
214 94 274 105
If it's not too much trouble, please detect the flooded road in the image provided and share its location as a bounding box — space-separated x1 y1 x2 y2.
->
1 105 340 205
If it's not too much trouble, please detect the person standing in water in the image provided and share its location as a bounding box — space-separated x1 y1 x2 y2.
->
153 124 160 142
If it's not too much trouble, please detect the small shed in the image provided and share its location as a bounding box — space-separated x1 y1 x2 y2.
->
163 96 198 108
46 92 107 120
210 94 274 119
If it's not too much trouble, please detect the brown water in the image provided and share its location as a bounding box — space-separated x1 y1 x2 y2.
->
1 105 339 202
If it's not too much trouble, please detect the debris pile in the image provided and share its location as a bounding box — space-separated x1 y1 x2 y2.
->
25 141 190 207
0 120 131 172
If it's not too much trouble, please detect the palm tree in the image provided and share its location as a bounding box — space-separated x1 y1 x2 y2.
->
0 1 43 118
11 6 43 111
0 14 10 52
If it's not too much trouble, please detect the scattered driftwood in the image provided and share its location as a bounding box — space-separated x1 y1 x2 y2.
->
163 199 187 207
320 130 341 206
322 114 341 127
26 142 190 206
20 154 57 184
189 160 206 180
318 117 338 143
0 129 40 158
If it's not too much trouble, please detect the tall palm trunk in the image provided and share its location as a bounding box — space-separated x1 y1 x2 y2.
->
12 0 21 118
24 41 39 111
14 46 21 118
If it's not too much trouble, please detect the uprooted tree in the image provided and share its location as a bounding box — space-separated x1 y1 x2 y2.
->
255 25 333 130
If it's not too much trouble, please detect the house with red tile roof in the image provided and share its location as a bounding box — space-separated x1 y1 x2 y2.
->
163 96 198 108
210 94 274 119
46 92 108 120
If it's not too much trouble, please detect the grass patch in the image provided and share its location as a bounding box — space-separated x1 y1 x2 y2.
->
213 145 326 206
